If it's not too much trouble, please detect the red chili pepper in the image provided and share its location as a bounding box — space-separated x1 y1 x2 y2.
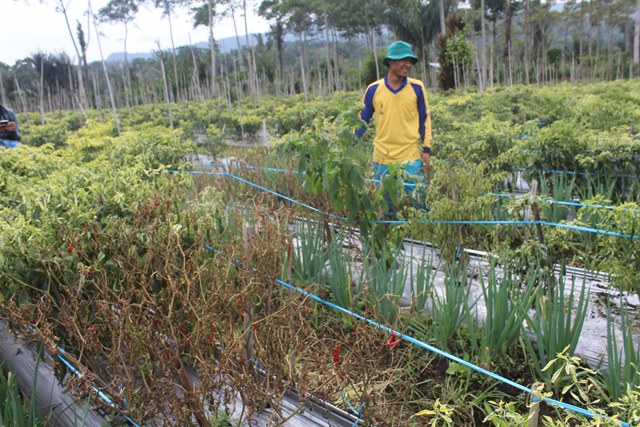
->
66 244 73 253
386 332 401 348
208 332 215 346
333 343 344 380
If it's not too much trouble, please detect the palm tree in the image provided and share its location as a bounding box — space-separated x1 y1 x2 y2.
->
385 0 442 84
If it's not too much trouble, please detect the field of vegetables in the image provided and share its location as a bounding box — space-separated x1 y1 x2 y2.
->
1 80 640 426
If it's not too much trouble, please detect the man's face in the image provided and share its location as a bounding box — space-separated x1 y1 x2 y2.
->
388 58 413 77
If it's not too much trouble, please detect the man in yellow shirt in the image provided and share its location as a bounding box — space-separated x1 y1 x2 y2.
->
356 41 432 219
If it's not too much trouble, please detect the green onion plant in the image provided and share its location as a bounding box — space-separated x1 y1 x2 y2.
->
326 233 364 310
539 172 576 222
601 300 640 401
407 253 436 314
468 260 538 365
362 241 407 326
415 260 475 351
290 217 330 286
522 270 589 386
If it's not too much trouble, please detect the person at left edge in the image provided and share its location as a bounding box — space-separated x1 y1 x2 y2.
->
0 102 22 149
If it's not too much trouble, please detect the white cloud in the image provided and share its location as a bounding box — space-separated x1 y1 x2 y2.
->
3 0 270 65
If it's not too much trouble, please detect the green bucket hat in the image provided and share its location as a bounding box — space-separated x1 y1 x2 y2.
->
384 41 419 66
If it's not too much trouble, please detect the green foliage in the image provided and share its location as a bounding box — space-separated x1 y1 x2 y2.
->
363 241 407 326
289 218 330 286
468 261 538 364
282 107 383 243
22 121 70 148
523 272 589 387
601 302 640 401
0 366 41 426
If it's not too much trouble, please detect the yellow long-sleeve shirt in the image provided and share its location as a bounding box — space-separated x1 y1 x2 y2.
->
357 76 432 164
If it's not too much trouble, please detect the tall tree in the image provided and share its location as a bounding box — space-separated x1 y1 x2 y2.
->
151 0 188 101
98 0 139 108
192 0 222 97
635 0 640 63
54 0 89 110
280 0 317 97
386 0 442 83
258 0 286 93
76 21 93 107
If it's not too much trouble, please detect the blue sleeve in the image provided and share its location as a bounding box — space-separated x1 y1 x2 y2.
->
355 83 378 138
1 108 21 141
411 82 427 144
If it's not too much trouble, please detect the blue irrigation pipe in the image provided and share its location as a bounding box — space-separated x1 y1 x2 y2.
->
204 245 632 427
25 324 141 427
55 350 141 427
488 192 640 213
193 163 417 190
202 163 632 212
170 169 639 240
509 167 640 180
193 164 637 212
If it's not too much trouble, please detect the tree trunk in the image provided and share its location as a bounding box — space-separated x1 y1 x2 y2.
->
157 41 174 128
504 0 513 87
90 0 121 135
208 0 218 98
523 0 531 85
242 0 260 103
57 0 88 111
634 0 640 63
480 0 487 90
298 33 309 98
188 34 204 102
332 28 341 91
166 9 180 103
123 21 133 109
323 3 333 93
230 4 248 99
0 70 7 107
38 59 45 124
439 0 446 35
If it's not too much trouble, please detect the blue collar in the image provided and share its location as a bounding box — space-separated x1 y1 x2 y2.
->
384 75 408 94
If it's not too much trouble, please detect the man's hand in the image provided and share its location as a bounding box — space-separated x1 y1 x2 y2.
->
1 122 16 132
422 152 431 181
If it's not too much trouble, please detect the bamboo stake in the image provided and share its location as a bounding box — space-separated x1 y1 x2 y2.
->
528 382 545 427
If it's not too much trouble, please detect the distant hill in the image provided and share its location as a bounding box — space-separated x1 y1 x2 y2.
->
106 33 268 63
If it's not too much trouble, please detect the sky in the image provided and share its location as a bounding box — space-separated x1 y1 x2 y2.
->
3 0 271 66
